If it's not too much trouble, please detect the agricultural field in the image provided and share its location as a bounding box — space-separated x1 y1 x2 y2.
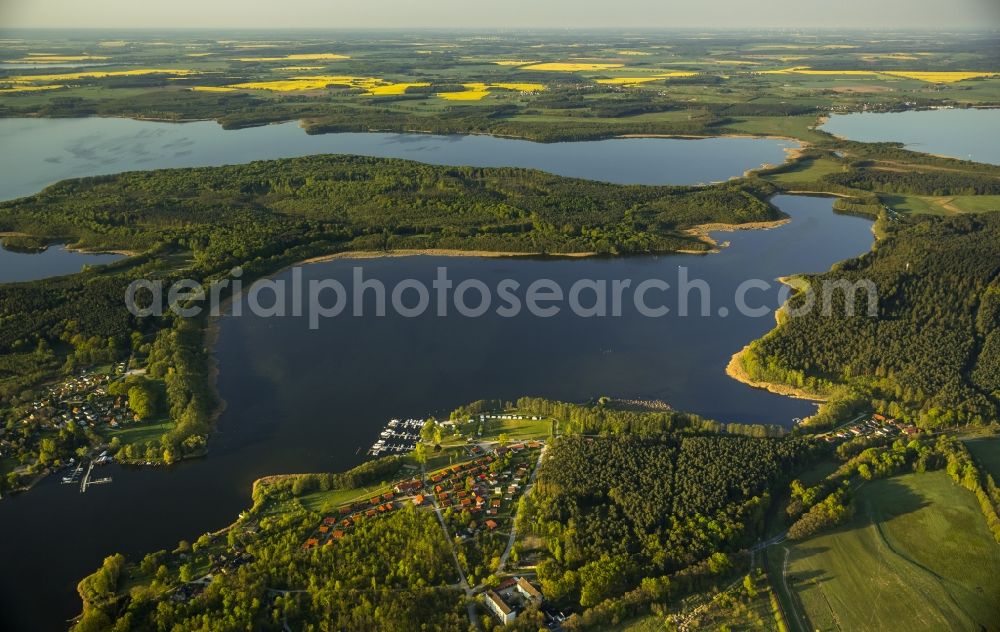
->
882 194 1000 215
780 470 1000 632
2 31 997 143
764 156 847 187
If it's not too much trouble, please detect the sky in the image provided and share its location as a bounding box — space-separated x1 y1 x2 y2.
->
2 0 999 30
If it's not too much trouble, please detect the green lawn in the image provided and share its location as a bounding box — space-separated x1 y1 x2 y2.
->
297 483 395 515
882 194 1000 215
947 195 1000 213
781 470 1000 631
765 157 845 187
485 416 553 441
723 115 829 143
965 437 1000 480
102 419 175 446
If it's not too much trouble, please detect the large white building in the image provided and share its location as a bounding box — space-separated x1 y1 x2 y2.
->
484 589 516 624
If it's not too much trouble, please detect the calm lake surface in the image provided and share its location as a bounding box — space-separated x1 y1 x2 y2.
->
0 194 875 630
0 244 122 283
0 117 798 200
821 108 1000 165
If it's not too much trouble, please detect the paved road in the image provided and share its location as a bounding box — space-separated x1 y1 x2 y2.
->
423 463 480 631
495 444 546 573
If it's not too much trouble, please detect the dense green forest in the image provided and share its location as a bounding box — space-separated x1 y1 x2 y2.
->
826 167 1000 196
739 212 1000 427
0 154 779 258
518 434 815 619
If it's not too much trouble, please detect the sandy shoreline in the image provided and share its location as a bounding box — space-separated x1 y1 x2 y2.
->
284 217 796 270
295 248 598 266
614 132 807 145
63 243 140 257
725 345 825 403
683 217 791 250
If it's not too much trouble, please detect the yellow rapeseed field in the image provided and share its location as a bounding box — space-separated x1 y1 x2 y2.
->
596 71 697 85
596 77 661 85
493 60 538 66
437 82 546 100
881 71 998 83
276 66 325 71
227 75 380 91
519 62 624 72
190 86 239 92
366 82 431 95
16 54 109 62
0 84 65 92
7 69 201 84
233 53 350 62
489 82 546 91
761 66 997 83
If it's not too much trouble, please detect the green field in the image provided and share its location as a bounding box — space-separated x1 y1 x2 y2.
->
781 470 1000 632
102 420 176 447
883 194 1000 215
483 416 553 441
296 482 396 514
723 115 830 143
765 157 845 187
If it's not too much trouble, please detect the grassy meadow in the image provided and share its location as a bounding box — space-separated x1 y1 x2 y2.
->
781 470 1000 631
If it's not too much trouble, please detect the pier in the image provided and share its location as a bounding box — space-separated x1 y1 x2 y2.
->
368 418 422 456
79 460 112 493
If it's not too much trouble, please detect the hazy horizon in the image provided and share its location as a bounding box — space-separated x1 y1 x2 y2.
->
2 0 999 30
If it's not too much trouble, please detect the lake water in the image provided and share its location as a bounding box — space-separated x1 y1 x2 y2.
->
0 244 122 283
0 117 798 200
821 108 1000 165
0 194 875 630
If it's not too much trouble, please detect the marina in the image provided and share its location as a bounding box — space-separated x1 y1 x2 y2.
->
367 418 423 456
64 453 115 492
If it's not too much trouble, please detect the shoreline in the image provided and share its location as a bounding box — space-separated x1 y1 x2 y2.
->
683 217 791 250
614 132 808 145
63 242 140 257
203 315 228 434
725 345 826 403
295 247 599 266
272 216 800 274
0 232 139 257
